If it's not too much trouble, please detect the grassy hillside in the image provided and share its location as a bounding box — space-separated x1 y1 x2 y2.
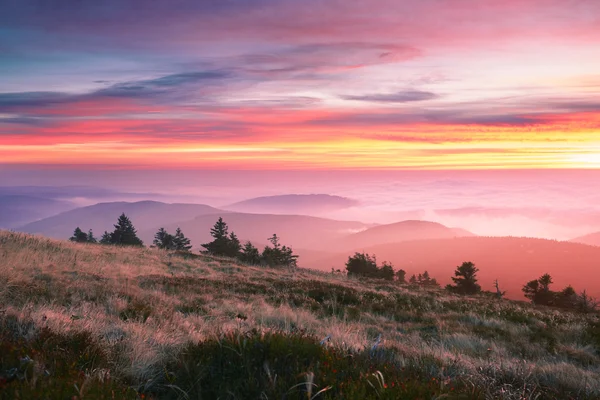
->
0 231 599 399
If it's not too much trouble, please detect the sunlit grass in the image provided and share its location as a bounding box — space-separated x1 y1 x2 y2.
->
0 230 599 399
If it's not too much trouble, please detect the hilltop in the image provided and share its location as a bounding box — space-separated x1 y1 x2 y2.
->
0 231 599 399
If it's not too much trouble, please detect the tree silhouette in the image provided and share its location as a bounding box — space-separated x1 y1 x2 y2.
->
69 227 88 243
202 217 234 256
153 227 175 250
345 252 378 277
262 234 298 268
173 227 192 251
240 241 261 265
100 231 111 244
448 261 481 294
378 261 395 281
227 232 242 258
109 213 144 246
395 269 406 284
522 274 555 305
87 229 97 243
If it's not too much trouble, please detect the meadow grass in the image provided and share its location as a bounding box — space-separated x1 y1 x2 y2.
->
1 230 599 399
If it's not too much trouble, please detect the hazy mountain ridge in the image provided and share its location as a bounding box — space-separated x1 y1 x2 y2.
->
570 231 600 247
20 201 224 240
224 194 360 215
0 195 75 228
328 219 475 251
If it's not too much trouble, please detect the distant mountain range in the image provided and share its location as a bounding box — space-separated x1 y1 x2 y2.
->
20 201 222 240
0 195 75 228
224 194 359 215
18 200 475 255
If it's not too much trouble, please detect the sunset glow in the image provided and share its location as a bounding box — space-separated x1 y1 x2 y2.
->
1 1 600 170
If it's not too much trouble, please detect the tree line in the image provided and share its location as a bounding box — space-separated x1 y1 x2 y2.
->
69 214 298 268
69 214 597 312
344 253 597 313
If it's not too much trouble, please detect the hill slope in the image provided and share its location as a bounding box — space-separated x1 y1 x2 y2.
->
154 212 370 252
571 231 600 247
329 220 474 251
0 195 75 228
19 201 223 240
0 231 599 399
310 236 600 300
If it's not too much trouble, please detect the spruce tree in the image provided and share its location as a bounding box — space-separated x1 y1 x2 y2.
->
173 227 192 251
227 232 242 258
87 229 97 243
395 269 407 283
153 227 175 250
100 231 112 244
378 261 395 281
240 241 261 265
202 217 235 256
69 227 88 243
110 213 143 246
448 261 481 294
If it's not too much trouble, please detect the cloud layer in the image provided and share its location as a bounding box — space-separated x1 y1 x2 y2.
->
1 0 600 168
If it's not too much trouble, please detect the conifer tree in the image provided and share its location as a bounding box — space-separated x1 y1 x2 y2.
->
448 261 481 294
240 241 261 265
100 231 112 244
378 261 395 281
202 217 236 256
153 227 175 249
109 213 144 246
173 227 192 251
69 227 88 243
395 269 407 283
87 229 97 243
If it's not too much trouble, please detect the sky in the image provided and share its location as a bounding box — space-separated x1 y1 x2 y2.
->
1 0 600 170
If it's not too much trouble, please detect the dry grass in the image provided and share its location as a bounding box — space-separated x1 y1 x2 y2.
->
1 230 599 399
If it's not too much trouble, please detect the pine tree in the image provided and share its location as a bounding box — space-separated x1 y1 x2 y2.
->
262 234 298 268
69 227 88 243
448 261 481 295
409 274 417 284
395 269 407 283
240 241 261 265
227 232 242 258
378 261 395 281
345 252 378 277
153 227 175 250
173 227 192 251
110 213 143 246
100 231 112 244
87 229 97 243
202 217 236 256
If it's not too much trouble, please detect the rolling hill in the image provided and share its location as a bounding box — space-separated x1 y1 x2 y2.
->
18 200 372 252
309 236 600 300
570 232 600 247
326 220 474 251
19 201 223 240
0 195 75 228
153 212 370 252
